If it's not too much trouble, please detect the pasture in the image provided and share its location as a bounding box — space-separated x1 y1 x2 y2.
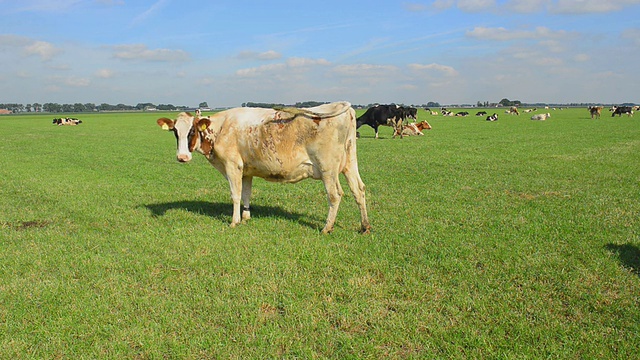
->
1 108 639 358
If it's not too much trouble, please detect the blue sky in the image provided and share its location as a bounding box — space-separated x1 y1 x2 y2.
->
2 0 639 107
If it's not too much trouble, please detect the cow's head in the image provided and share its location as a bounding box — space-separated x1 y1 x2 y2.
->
157 112 211 162
418 120 432 130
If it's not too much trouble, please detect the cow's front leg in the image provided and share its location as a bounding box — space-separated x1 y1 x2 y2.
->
226 165 244 227
241 176 253 222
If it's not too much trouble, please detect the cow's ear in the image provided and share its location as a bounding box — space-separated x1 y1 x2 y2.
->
196 118 211 132
157 118 174 130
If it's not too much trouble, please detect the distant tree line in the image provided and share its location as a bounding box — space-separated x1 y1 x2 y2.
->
3 99 636 114
0 102 191 113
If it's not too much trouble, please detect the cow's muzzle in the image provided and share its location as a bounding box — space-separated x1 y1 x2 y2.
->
177 154 192 162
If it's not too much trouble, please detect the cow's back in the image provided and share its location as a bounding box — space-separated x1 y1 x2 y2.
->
209 103 356 183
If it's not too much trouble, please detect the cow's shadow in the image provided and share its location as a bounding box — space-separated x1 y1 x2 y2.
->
144 200 322 230
605 243 640 277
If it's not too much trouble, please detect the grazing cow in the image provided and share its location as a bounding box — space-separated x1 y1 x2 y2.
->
401 106 418 122
156 102 371 234
486 113 498 121
356 104 406 139
531 113 551 121
508 106 520 115
588 106 603 119
476 111 487 116
611 106 634 117
392 120 432 137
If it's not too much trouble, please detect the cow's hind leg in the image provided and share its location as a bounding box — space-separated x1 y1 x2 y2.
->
342 150 371 234
321 173 344 234
241 176 253 222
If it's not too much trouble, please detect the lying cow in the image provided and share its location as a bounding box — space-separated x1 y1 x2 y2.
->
157 102 371 234
486 113 498 121
531 113 551 121
392 120 432 137
53 117 82 126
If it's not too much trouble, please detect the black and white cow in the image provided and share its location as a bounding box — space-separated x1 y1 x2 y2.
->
476 111 487 116
402 106 418 122
356 104 407 139
486 113 498 121
53 117 82 126
611 106 634 117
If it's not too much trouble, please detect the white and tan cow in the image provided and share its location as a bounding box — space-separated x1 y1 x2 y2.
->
157 101 371 234
392 120 432 137
531 113 551 121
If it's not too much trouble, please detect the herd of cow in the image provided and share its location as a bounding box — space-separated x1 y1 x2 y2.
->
588 105 637 119
154 101 637 233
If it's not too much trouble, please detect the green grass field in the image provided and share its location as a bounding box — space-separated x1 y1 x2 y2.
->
1 108 639 358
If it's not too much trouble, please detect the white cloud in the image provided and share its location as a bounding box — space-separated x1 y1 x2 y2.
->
95 69 116 78
574 53 590 62
9 0 83 13
430 0 497 12
331 64 399 77
0 35 61 61
552 0 640 14
48 75 91 87
236 63 286 77
286 57 330 67
24 41 60 61
235 57 330 77
408 63 459 76
237 50 282 61
0 34 29 46
457 0 497 12
112 44 190 62
505 0 552 13
431 0 640 13
65 76 91 87
466 26 570 41
431 0 455 10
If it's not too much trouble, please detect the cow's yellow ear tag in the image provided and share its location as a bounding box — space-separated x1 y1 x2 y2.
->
161 124 169 130
199 123 208 131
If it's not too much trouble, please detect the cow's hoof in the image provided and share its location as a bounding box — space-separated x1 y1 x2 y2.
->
321 226 334 234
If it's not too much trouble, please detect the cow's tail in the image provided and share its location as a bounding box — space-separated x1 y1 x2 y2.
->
274 102 351 121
